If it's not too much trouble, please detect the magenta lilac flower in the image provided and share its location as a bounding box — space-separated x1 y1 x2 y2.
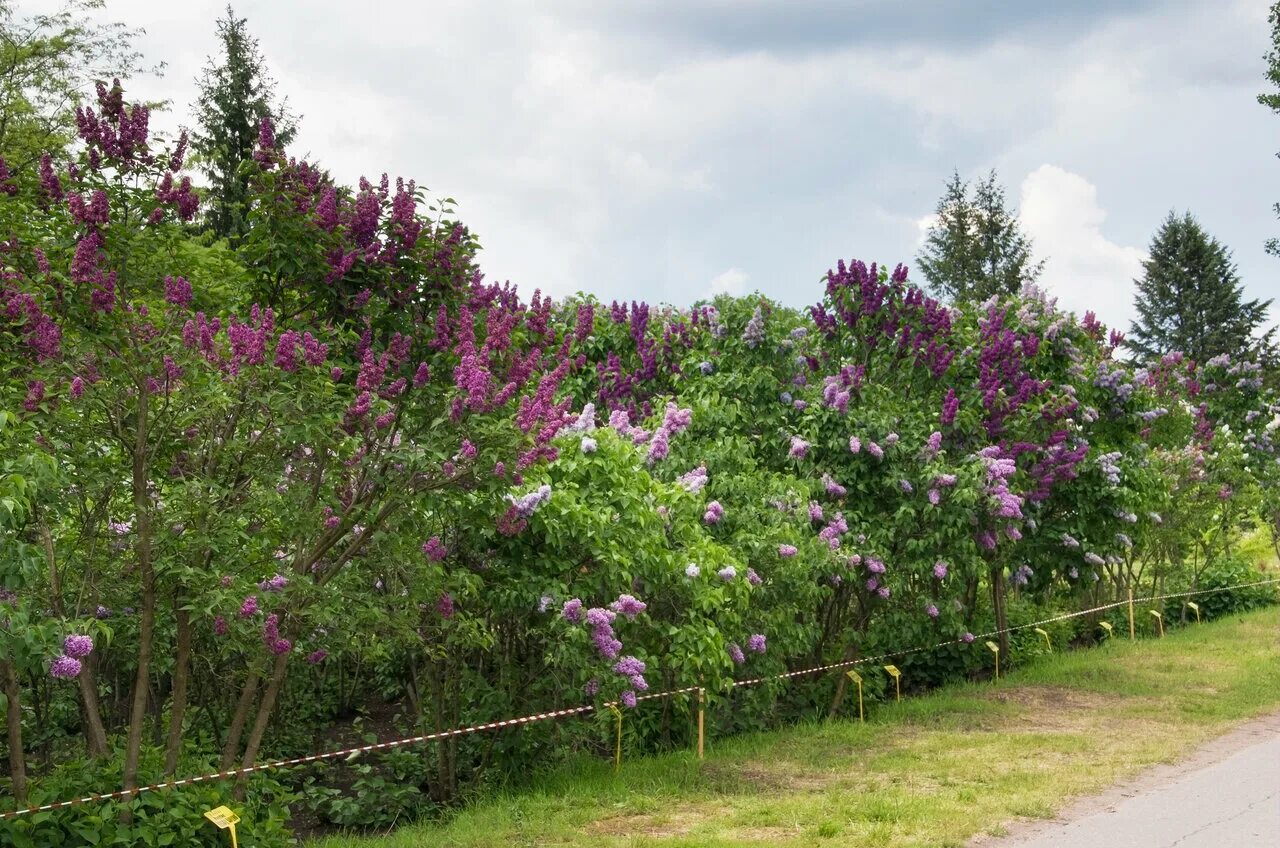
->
778 544 797 558
747 634 767 654
239 595 259 617
422 536 448 561
258 573 288 592
704 501 724 524
63 634 94 659
50 655 82 679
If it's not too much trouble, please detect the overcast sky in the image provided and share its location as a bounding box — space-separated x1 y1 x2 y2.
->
30 0 1280 332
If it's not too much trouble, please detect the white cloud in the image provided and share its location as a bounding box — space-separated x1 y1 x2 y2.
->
709 267 748 296
915 213 938 247
1018 164 1146 332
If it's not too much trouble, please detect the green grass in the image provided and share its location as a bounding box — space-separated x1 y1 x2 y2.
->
314 608 1280 847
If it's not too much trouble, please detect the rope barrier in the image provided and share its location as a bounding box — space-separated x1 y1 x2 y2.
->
2 576 1276 821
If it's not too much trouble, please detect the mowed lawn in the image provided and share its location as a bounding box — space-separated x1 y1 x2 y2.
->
315 607 1280 848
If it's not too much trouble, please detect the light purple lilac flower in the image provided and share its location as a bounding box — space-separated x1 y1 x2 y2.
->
747 634 767 653
50 655 82 679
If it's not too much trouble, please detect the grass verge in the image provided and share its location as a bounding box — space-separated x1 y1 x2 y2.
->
314 608 1280 848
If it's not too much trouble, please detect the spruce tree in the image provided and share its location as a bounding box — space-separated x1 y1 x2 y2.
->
916 169 1044 304
1127 211 1274 364
192 5 296 242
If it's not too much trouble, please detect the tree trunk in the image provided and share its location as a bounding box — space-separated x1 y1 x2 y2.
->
2 659 27 806
221 669 260 769
990 564 1009 656
78 654 109 758
238 653 289 771
827 643 859 718
122 384 156 796
164 606 192 776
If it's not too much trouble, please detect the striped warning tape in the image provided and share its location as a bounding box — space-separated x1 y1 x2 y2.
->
2 576 1276 820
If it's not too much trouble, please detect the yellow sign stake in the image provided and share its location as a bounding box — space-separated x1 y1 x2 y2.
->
1034 627 1051 651
1186 601 1201 623
986 641 1000 681
609 704 623 773
1148 609 1164 638
883 665 901 702
1127 587 1136 640
846 670 864 722
203 806 240 848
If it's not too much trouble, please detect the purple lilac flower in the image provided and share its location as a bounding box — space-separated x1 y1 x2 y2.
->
932 561 948 580
822 474 847 497
926 604 939 619
728 643 746 664
747 568 762 586
778 544 798 558
678 466 709 492
63 634 94 659
50 655 82 679
717 565 737 582
789 436 809 459
213 615 228 636
95 605 112 619
699 361 714 375
307 649 328 664
885 433 899 446
239 595 259 617
962 632 975 643
422 536 448 561
747 634 767 654
866 577 879 591
849 436 862 454
620 690 638 709
867 442 884 460
562 598 583 623
743 307 765 347
685 563 701 578
877 586 891 599
610 594 647 620
585 678 601 696
1084 552 1105 567
808 501 824 522
704 501 724 525
258 573 288 592
614 656 646 676
927 488 941 505
437 592 455 619
925 431 943 456
581 436 598 454
899 479 913 493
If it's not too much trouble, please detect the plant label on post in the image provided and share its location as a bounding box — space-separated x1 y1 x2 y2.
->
985 641 1000 681
1148 610 1164 638
883 665 901 702
203 806 240 848
1099 621 1113 639
846 670 864 722
1034 627 1051 650
1186 601 1201 623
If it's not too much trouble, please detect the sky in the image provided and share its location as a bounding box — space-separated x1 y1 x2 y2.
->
25 0 1280 333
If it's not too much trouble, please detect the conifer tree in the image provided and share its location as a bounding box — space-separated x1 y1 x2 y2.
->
192 5 296 241
916 169 1044 304
1127 211 1274 363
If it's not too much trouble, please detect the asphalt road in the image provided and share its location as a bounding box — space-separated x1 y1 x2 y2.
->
978 712 1280 848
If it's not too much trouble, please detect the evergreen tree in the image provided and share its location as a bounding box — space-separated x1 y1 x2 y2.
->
916 169 1044 304
1127 212 1274 364
192 5 296 242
